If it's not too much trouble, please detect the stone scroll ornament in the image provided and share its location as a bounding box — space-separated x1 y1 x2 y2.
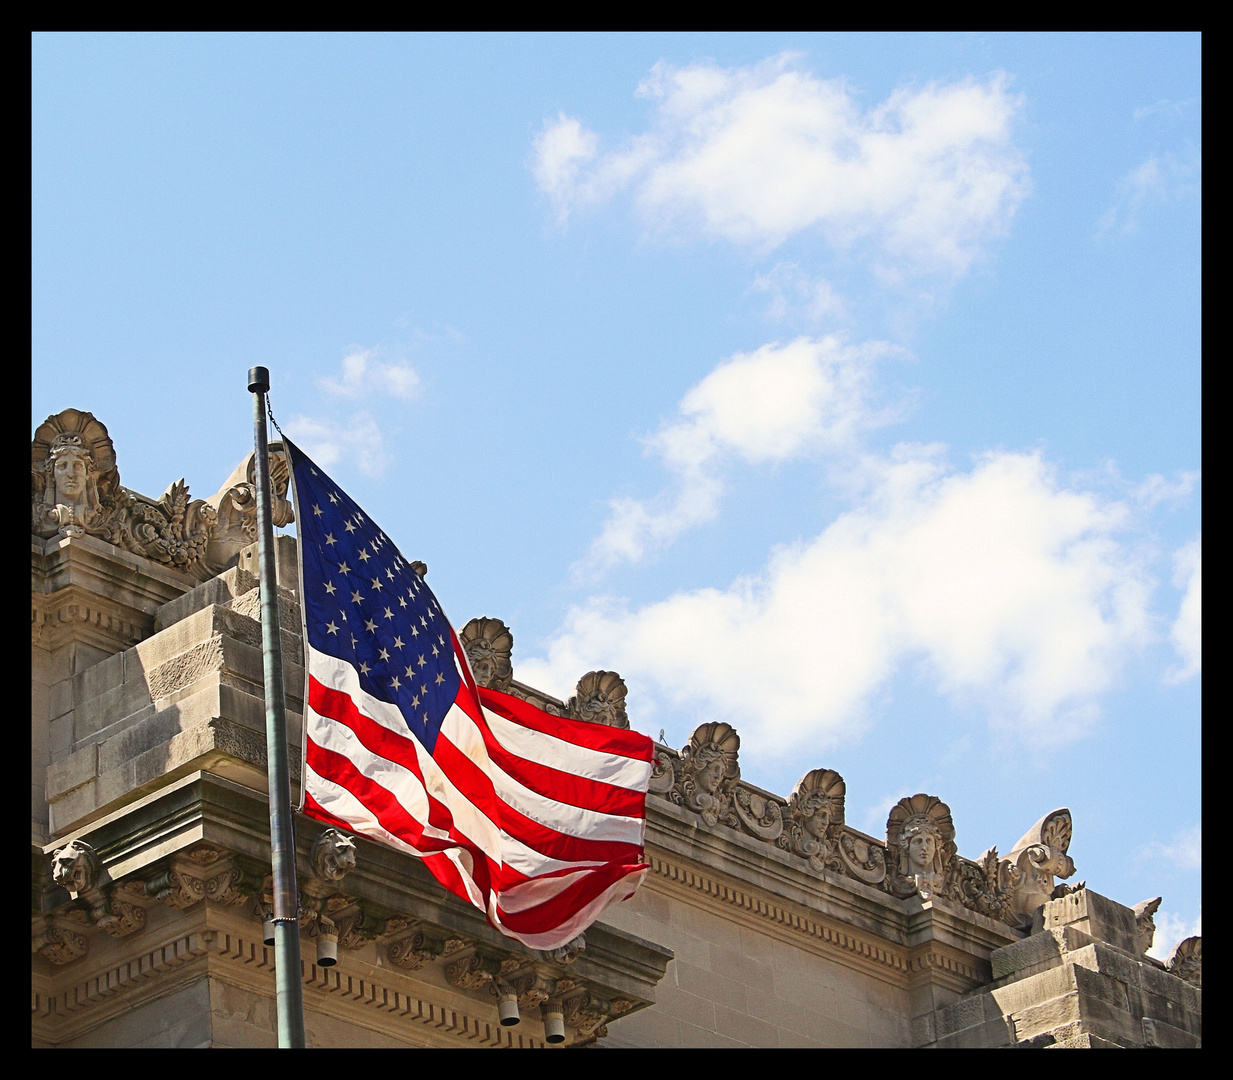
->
32 408 293 581
778 769 845 873
671 722 740 828
1003 808 1076 927
885 794 956 901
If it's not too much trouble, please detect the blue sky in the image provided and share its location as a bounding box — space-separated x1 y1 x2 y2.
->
33 33 1200 956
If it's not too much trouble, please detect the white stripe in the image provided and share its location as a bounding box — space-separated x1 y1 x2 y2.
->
487 754 648 844
482 706 653 791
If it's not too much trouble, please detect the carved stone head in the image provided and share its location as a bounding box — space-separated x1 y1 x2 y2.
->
32 410 118 538
789 769 845 842
1133 896 1163 957
311 829 357 882
676 722 740 827
460 617 514 691
51 839 101 897
568 671 629 729
886 794 955 900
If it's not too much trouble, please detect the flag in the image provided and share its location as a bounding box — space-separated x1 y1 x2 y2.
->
284 439 652 950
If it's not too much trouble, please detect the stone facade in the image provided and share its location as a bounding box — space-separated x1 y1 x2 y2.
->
32 410 1200 1048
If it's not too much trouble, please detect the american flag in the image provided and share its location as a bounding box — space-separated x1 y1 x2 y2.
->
285 440 652 950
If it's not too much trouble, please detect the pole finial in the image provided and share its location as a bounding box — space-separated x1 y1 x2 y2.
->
248 366 270 394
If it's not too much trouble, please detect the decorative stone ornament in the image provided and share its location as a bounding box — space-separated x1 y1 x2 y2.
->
1133 897 1163 957
311 828 358 882
1167 935 1201 988
568 671 629 729
50 840 102 899
885 794 956 901
1004 808 1076 926
31 409 294 581
672 722 740 828
460 617 514 691
779 768 845 873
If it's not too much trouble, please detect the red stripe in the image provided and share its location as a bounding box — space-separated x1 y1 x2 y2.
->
473 709 648 817
478 687 654 761
496 861 650 935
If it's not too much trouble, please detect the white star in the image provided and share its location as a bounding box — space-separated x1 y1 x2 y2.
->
370 577 383 591
337 561 351 575
393 636 404 649
358 548 370 562
365 619 378 633
325 533 337 546
328 492 339 504
386 568 395 580
411 695 420 708
417 655 427 667
384 607 394 620
405 665 415 678
359 661 371 675
391 676 402 691
431 644 440 657
435 672 445 686
313 504 323 516
324 582 336 595
399 597 408 608
344 520 357 533
378 647 390 661
410 626 419 637
325 621 339 635
351 591 364 605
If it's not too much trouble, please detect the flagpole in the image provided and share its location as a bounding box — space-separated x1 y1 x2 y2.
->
248 366 307 1049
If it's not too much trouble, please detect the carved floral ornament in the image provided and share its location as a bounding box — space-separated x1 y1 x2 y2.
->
31 408 293 581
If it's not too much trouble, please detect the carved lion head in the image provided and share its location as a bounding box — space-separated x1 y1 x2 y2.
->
311 829 357 882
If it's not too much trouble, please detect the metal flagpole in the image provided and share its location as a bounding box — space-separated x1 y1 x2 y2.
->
248 366 307 1049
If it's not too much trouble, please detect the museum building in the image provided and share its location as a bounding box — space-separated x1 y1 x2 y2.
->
32 409 1201 1048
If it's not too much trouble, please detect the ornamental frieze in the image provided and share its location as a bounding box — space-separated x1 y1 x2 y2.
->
32 408 293 582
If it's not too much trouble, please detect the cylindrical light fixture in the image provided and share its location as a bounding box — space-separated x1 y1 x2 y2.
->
263 914 276 947
317 920 338 967
496 981 520 1026
543 1000 566 1044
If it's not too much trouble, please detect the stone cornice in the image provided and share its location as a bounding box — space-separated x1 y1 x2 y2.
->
32 920 552 1048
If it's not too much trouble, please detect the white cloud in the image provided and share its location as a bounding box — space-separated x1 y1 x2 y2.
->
282 413 391 478
535 56 1029 281
1097 146 1201 235
577 336 897 574
527 446 1152 754
317 347 422 403
1148 907 1201 963
750 263 848 323
1169 535 1201 681
1137 824 1201 872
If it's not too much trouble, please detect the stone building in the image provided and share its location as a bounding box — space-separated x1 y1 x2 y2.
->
32 409 1201 1048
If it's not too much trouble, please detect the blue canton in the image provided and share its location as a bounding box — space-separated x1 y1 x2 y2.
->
286 440 461 752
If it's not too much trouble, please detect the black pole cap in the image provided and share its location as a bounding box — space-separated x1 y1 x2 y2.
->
248 366 270 394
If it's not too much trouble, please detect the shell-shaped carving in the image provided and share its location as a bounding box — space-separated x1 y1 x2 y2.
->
885 794 955 900
1167 936 1201 988
568 671 629 729
675 723 741 827
460 617 514 691
780 768 846 871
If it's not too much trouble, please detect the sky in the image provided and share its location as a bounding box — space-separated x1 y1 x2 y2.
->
32 32 1200 959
